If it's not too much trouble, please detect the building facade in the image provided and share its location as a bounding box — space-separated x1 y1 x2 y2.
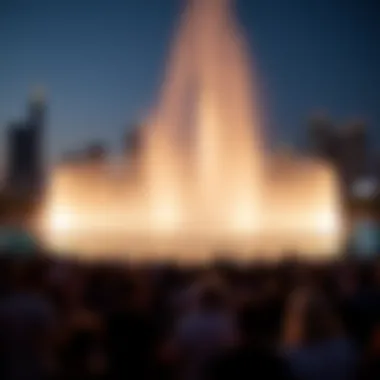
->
6 92 46 197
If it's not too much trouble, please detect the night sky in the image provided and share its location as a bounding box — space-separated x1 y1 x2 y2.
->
0 0 379 163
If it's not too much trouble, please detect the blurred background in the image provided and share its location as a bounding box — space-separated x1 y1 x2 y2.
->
1 1 380 379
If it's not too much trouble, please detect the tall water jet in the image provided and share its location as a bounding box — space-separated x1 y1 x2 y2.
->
142 0 263 237
41 0 343 260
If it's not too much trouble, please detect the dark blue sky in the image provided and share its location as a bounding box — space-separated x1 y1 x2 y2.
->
0 0 379 161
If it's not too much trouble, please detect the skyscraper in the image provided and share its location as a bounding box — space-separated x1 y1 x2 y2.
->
339 122 368 187
7 123 32 192
27 88 46 192
6 89 46 197
308 115 339 162
308 116 370 200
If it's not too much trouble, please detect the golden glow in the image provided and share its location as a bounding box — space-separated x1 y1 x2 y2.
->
149 200 182 233
50 205 72 232
316 211 340 235
40 0 343 260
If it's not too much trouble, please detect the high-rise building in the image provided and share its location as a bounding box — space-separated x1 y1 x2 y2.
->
308 117 370 198
7 123 29 191
339 122 368 188
308 116 339 162
7 124 38 194
27 89 46 191
6 90 46 197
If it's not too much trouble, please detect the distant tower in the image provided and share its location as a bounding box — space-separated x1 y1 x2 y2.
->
339 122 368 187
7 122 32 193
6 88 46 197
27 86 46 194
308 115 338 162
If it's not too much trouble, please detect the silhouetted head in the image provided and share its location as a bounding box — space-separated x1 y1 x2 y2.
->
199 287 225 312
12 258 48 293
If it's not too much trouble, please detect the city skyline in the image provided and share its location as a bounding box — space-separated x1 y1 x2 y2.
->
1 0 380 164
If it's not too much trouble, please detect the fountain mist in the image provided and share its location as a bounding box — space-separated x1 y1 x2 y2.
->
42 0 342 261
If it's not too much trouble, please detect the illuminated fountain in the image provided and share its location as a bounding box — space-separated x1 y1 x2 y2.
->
41 0 343 261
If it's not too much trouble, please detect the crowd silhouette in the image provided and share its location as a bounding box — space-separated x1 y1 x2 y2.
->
0 254 380 380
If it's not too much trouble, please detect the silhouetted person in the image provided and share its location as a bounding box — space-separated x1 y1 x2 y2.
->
105 275 155 380
167 284 238 380
281 287 357 380
0 259 56 380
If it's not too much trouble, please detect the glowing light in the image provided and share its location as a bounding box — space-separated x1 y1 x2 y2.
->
316 211 339 235
229 200 258 235
150 202 182 233
49 206 72 232
40 0 343 260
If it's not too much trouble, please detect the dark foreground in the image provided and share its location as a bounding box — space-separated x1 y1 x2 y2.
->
0 253 380 380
